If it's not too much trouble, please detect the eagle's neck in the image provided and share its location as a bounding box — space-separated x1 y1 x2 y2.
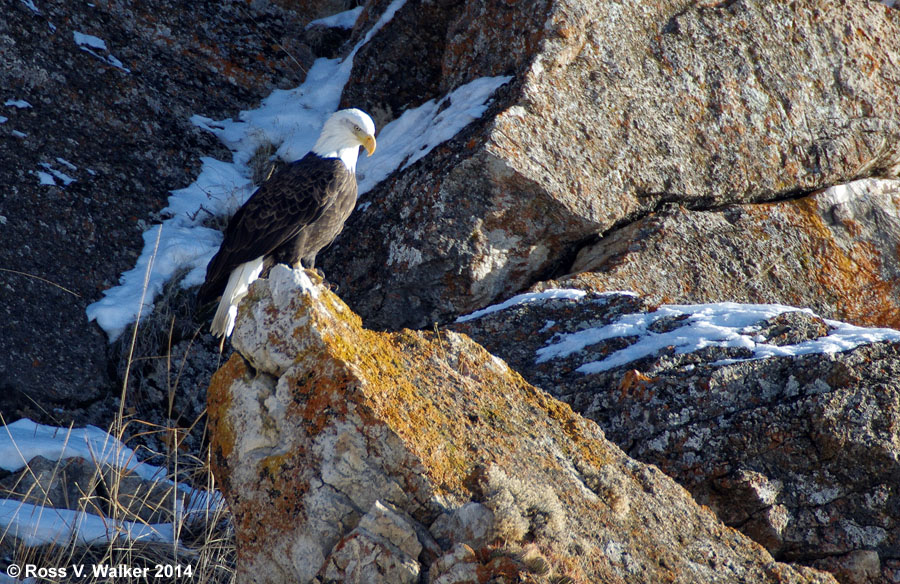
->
314 145 360 173
312 129 361 173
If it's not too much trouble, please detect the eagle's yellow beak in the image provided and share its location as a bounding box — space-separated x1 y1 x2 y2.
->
361 134 376 157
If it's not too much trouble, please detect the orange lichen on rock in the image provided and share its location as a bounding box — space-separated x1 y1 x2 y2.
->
208 266 838 584
207 354 245 465
784 196 900 327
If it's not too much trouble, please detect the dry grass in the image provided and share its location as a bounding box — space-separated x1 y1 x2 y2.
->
0 430 235 583
0 240 235 583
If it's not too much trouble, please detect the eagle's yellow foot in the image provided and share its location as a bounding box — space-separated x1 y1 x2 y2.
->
304 267 325 285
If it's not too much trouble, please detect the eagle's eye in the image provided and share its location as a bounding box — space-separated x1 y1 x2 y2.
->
353 124 361 132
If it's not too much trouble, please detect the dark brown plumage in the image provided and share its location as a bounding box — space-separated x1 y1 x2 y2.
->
197 107 376 339
196 153 355 307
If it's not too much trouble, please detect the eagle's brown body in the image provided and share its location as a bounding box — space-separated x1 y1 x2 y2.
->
197 153 356 308
198 108 375 339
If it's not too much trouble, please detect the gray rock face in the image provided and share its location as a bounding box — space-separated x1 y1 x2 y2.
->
322 0 900 329
451 292 900 583
539 179 900 329
0 0 333 424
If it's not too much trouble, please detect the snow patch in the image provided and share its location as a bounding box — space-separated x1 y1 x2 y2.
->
73 31 130 72
306 6 363 29
816 177 898 208
456 289 588 323
3 418 162 478
19 0 39 13
0 499 175 547
532 301 900 373
86 223 224 340
73 31 107 50
55 157 78 171
4 99 32 108
0 116 7 124
0 419 222 547
357 75 512 195
35 171 55 185
39 162 75 185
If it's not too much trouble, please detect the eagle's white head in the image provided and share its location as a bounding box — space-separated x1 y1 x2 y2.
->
312 108 377 173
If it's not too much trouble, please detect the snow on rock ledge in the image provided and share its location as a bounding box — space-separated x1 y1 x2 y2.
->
208 267 836 584
452 290 900 582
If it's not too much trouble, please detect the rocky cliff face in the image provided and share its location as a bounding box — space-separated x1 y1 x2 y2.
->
5 0 900 582
452 291 900 583
209 267 838 584
322 0 900 330
0 0 327 421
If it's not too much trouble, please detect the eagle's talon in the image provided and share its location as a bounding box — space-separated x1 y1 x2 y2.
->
305 268 325 285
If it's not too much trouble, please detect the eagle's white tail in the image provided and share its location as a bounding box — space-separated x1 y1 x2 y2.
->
211 257 265 338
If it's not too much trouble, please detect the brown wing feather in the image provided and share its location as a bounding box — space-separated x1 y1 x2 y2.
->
197 153 353 305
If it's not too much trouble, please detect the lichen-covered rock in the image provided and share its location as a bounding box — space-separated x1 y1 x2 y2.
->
322 501 422 584
452 291 900 583
323 0 900 329
539 179 900 329
209 266 837 584
427 543 478 584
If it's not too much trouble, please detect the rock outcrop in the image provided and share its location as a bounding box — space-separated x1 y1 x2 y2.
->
452 291 900 583
208 266 837 584
322 0 900 329
536 179 900 329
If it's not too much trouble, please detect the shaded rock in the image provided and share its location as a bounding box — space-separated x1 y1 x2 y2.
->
323 0 900 329
452 291 900 583
540 179 900 329
0 0 329 425
208 265 837 584
814 551 883 584
429 502 494 550
0 455 194 525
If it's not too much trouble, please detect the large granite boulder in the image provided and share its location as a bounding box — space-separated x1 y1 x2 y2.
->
322 0 900 329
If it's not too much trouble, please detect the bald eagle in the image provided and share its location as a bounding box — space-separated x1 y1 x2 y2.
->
197 108 376 338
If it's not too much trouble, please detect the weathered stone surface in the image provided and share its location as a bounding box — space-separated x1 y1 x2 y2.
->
323 0 900 329
323 501 422 584
452 291 900 583
0 0 324 423
427 543 478 584
538 179 900 329
209 266 837 584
